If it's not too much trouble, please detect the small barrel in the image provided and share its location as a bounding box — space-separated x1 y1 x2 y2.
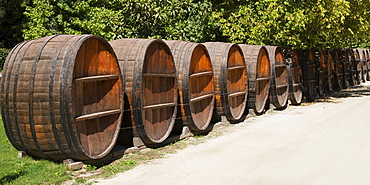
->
165 40 214 133
332 49 344 90
239 45 270 115
299 49 317 102
109 39 177 146
265 46 289 109
203 42 247 122
0 35 124 161
284 49 303 105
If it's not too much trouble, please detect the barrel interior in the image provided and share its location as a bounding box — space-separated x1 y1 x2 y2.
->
274 49 289 106
227 45 247 119
188 45 214 130
73 38 122 158
142 42 176 142
255 48 270 111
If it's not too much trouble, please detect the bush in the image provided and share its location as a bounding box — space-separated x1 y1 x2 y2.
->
0 48 10 71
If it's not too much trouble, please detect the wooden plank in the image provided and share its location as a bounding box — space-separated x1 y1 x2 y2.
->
143 102 176 109
275 64 287 68
75 109 121 122
190 93 213 103
227 65 245 71
276 84 288 89
190 71 213 78
256 77 270 81
143 73 176 78
293 83 302 87
74 75 119 83
228 91 246 98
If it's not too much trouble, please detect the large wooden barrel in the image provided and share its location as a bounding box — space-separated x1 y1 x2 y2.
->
353 49 362 84
165 40 214 133
347 48 357 86
332 49 344 90
367 49 370 81
265 46 289 109
317 51 327 96
325 49 335 92
109 39 177 146
338 48 350 88
0 35 123 161
299 49 317 102
360 49 369 81
284 49 303 105
239 45 270 115
203 42 247 122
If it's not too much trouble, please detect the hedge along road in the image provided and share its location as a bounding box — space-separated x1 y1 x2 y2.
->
96 82 370 185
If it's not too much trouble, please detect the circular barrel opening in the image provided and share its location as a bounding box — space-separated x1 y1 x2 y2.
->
189 45 214 130
73 37 123 159
227 45 248 119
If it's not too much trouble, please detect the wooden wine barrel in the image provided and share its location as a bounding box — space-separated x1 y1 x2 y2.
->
347 48 357 86
367 49 370 81
0 35 123 161
353 49 362 84
317 51 326 96
361 49 369 81
239 45 270 115
165 40 214 133
203 42 247 122
338 48 350 89
284 49 303 105
325 49 335 92
298 49 317 102
109 39 177 146
265 46 289 109
332 49 344 90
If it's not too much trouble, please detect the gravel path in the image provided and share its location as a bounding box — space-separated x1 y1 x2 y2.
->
96 82 370 185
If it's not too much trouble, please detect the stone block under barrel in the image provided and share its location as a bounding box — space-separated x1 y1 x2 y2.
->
239 45 270 115
0 35 124 162
109 39 177 147
265 46 289 109
203 42 248 123
165 40 214 134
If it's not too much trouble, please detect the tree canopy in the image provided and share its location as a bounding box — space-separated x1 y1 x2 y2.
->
1 0 370 50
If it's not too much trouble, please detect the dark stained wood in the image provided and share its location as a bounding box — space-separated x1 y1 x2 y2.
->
332 49 344 90
325 49 335 92
265 46 289 109
165 40 214 133
109 39 177 146
239 44 270 115
298 49 317 102
0 35 123 162
359 49 368 82
203 42 247 122
353 49 362 84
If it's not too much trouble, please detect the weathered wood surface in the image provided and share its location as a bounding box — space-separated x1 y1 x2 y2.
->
0 35 123 161
284 49 303 105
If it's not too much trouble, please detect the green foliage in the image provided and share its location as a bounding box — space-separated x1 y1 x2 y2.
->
0 118 71 184
0 48 10 71
23 0 217 42
213 0 369 49
0 0 25 48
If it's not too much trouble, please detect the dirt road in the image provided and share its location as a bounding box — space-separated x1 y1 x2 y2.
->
97 82 370 185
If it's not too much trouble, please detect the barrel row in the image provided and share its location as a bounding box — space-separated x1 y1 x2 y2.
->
4 35 365 163
298 48 370 102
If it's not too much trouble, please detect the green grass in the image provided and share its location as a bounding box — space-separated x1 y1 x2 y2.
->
0 118 71 185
